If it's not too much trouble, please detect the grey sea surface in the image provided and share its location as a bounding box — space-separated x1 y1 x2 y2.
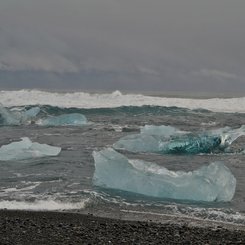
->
0 105 245 225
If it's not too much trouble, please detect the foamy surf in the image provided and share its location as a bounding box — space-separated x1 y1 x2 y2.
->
0 90 244 113
0 199 89 211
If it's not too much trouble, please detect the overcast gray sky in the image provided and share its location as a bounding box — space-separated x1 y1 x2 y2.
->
0 0 245 93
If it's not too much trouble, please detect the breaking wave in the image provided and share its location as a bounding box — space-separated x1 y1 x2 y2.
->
0 90 245 113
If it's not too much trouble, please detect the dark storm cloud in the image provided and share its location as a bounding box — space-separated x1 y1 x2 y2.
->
0 0 245 92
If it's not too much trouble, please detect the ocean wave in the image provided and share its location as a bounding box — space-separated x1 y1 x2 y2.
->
0 90 245 113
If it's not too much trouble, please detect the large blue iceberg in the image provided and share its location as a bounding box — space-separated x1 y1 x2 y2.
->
114 125 245 154
36 113 87 126
93 148 236 202
0 137 61 161
0 104 40 126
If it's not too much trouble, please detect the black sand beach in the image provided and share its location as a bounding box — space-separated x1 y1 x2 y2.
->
0 210 245 244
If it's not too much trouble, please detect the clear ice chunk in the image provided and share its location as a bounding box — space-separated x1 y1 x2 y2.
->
140 125 186 137
159 135 222 154
93 148 236 202
23 107 41 118
0 105 20 125
0 104 40 126
113 134 160 153
37 113 87 126
114 125 245 154
0 104 87 127
0 137 61 161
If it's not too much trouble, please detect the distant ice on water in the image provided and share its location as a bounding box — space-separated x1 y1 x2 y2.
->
0 104 87 127
0 104 40 125
36 113 87 126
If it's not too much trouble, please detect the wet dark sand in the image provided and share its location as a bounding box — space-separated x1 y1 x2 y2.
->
0 210 245 244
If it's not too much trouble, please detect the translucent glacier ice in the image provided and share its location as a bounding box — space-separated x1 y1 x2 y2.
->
159 135 222 154
113 134 161 153
0 137 61 161
0 105 20 125
114 125 245 154
140 125 186 137
23 107 41 118
37 113 87 126
114 132 222 154
93 148 236 202
0 104 40 126
0 104 87 127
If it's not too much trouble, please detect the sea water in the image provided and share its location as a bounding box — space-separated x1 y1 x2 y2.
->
0 90 245 225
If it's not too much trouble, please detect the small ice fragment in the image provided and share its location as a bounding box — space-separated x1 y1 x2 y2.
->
0 137 61 161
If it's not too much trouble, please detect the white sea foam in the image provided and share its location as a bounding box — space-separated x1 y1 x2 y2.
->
121 209 245 225
1 182 41 193
0 199 88 211
0 90 244 113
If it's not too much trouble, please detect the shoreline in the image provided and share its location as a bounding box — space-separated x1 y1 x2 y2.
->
1 210 245 244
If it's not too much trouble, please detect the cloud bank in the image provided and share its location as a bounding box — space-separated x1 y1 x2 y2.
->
0 0 245 92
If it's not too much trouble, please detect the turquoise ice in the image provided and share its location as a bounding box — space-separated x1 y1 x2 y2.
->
0 137 61 161
37 113 87 126
93 148 236 202
114 125 245 154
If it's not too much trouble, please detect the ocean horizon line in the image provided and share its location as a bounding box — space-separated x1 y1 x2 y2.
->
0 88 244 99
